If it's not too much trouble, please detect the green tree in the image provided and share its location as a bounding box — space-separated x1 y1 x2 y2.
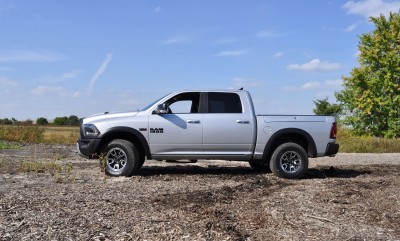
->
68 115 80 126
53 116 69 125
313 98 342 117
36 117 49 125
335 12 400 138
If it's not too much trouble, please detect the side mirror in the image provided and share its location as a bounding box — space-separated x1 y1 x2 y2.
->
154 104 168 114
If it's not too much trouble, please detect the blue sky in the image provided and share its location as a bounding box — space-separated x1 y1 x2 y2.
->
1 0 399 120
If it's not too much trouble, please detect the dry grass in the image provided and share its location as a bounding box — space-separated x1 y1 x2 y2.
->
337 127 400 153
43 126 80 144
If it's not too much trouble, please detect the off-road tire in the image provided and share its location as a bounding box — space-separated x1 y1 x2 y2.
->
102 139 141 176
249 161 271 173
269 142 308 179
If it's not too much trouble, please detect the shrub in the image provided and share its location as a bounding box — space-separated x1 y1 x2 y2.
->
0 125 45 143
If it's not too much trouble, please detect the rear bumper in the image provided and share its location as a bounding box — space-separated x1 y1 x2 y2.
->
325 143 339 157
77 138 101 159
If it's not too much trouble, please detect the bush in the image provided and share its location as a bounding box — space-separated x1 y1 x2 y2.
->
337 127 400 153
36 117 49 125
53 116 69 125
0 125 45 143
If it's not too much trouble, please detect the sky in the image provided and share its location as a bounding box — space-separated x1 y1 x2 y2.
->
1 0 400 120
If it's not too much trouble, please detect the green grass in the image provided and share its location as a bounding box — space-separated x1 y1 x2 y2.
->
0 140 21 150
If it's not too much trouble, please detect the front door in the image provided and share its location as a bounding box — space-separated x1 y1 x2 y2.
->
149 92 203 158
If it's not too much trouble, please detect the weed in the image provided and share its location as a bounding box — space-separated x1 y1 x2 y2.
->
337 127 400 153
0 140 21 150
0 125 44 143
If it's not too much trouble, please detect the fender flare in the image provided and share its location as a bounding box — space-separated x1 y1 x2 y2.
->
99 126 151 158
262 128 317 160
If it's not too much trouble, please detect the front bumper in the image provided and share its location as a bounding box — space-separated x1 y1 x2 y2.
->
77 138 102 159
325 142 339 157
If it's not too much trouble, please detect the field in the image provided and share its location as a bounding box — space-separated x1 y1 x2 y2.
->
0 143 399 240
0 125 399 240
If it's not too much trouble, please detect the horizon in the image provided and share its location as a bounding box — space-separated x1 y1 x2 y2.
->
1 0 400 120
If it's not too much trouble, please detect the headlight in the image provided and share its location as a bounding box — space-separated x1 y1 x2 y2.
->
83 124 100 137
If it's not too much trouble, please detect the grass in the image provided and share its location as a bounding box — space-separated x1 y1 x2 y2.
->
0 151 75 183
1 124 399 153
0 125 44 143
0 140 21 150
337 127 400 153
0 125 79 144
43 126 80 144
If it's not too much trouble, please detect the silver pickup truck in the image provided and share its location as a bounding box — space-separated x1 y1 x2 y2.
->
77 90 339 179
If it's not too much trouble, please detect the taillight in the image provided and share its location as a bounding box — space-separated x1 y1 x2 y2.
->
330 122 337 139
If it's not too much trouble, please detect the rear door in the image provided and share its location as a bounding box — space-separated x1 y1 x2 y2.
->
202 92 254 158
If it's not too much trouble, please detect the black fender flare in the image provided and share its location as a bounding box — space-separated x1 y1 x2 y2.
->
99 126 151 158
262 128 317 160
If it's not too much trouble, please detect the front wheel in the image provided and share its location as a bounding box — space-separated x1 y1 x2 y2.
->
269 142 308 179
102 139 141 176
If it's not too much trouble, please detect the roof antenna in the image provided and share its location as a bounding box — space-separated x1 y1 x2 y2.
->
239 87 243 90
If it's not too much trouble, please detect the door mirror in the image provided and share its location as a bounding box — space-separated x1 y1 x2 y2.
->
154 104 168 114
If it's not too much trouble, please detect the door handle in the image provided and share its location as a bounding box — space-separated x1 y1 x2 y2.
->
187 120 200 124
236 120 250 124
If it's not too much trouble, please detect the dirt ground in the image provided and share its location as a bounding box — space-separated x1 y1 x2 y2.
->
0 144 399 241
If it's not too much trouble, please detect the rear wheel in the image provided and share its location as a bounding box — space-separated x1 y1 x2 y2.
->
102 139 141 176
269 142 308 179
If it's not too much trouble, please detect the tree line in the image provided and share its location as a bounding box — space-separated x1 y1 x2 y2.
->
0 115 81 126
313 12 400 138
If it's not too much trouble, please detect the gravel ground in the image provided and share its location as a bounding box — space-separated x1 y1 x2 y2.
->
0 144 399 240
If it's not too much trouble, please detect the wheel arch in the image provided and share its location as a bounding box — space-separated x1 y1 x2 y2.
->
97 127 151 159
262 128 317 161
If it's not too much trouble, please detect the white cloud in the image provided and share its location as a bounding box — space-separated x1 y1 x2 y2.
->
354 50 361 57
31 86 67 96
342 0 400 18
325 79 343 87
163 36 188 45
0 50 67 63
87 53 112 96
154 6 162 13
273 52 283 57
345 21 362 32
0 77 18 87
257 30 285 38
301 81 321 90
287 59 341 71
214 49 249 57
40 70 80 83
73 91 82 98
229 77 263 89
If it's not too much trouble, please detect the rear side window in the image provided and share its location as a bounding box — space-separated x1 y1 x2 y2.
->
208 92 243 113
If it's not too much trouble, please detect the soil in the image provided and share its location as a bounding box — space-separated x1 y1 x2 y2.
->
0 144 399 240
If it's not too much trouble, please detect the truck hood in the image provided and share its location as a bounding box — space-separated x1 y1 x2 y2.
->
83 111 139 124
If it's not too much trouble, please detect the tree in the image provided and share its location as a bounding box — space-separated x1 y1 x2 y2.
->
68 115 80 126
313 98 342 117
53 116 69 125
36 117 49 125
335 12 400 138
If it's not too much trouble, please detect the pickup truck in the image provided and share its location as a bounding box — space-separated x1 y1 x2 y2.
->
77 90 339 179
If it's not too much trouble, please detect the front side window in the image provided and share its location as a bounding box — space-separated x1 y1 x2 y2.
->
165 92 200 114
208 92 242 113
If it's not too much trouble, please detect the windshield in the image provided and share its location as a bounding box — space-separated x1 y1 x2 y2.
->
140 93 171 111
